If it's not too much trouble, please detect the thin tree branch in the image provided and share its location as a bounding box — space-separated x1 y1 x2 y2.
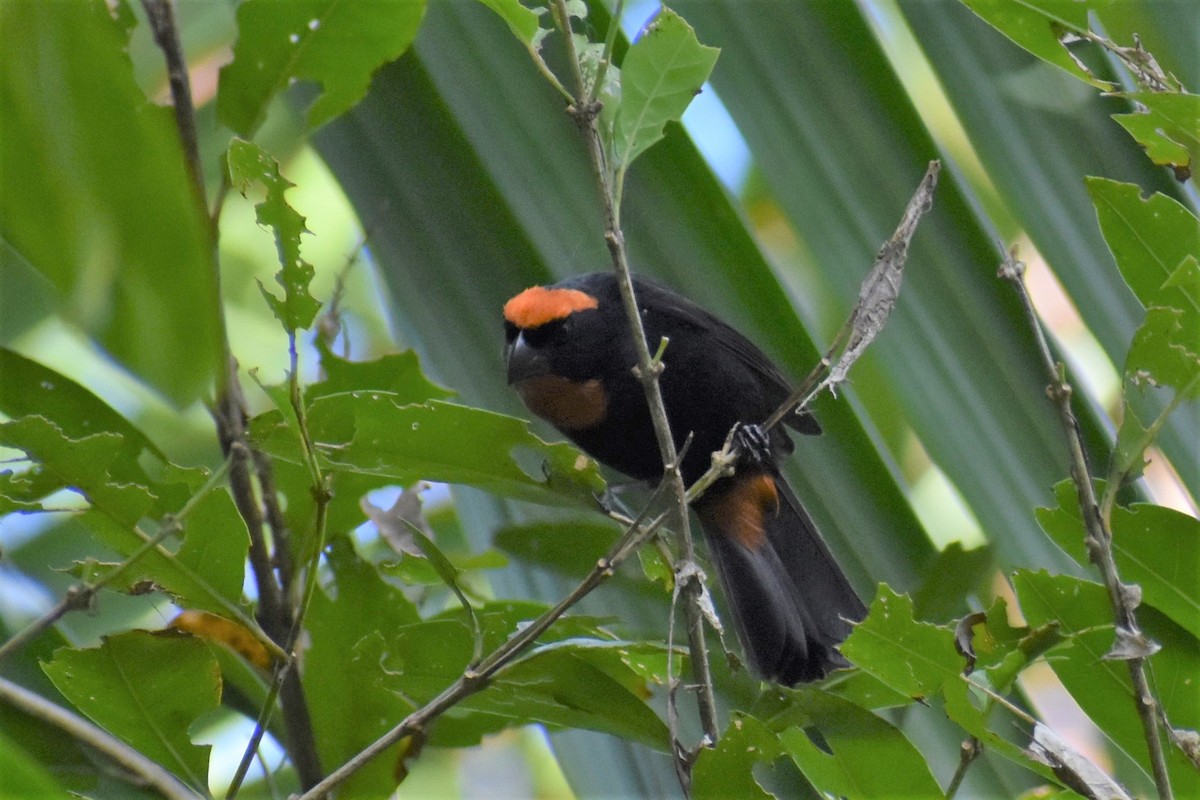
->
0 459 231 665
998 250 1172 800
0 676 202 800
140 1 323 788
550 0 721 759
688 161 940 511
140 0 202 203
290 503 672 800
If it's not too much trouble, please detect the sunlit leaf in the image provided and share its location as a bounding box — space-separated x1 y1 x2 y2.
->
612 9 718 171
1087 179 1200 320
1112 92 1200 178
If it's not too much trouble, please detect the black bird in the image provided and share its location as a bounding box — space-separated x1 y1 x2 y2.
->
503 271 865 684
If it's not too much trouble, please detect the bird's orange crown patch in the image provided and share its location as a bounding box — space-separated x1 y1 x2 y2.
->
504 286 598 329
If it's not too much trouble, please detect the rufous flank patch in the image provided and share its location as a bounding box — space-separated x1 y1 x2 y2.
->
504 286 598 329
707 473 780 549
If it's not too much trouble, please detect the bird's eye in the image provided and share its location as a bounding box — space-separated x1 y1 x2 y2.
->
523 325 551 347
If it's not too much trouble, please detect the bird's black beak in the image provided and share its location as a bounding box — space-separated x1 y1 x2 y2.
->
505 332 550 385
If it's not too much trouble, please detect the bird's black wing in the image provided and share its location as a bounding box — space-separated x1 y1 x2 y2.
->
633 277 820 435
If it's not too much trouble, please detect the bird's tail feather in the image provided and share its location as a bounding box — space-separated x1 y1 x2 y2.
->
697 474 865 685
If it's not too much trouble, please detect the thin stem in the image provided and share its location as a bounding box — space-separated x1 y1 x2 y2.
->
0 459 233 664
587 0 625 107
551 0 720 751
944 736 981 799
140 0 203 204
999 251 1173 800
0 676 202 800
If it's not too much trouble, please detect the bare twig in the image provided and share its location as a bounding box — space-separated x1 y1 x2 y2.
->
0 676 202 800
688 162 940 506
945 736 982 799
140 0 203 203
998 250 1173 800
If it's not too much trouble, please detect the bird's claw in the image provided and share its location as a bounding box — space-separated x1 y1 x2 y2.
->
733 422 773 467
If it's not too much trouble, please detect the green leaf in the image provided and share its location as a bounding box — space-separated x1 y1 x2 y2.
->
776 692 944 799
0 416 252 622
227 138 322 332
1013 570 1200 795
1087 178 1200 321
474 643 670 750
0 348 162 460
218 0 426 136
475 0 543 48
174 486 251 607
691 713 783 800
0 1 221 404
494 518 621 579
304 537 421 797
1110 502 1200 640
957 0 1109 87
612 9 719 171
0 730 64 800
1126 306 1200 393
1037 480 1200 639
410 529 483 658
1112 92 1200 178
311 340 454 403
0 417 155 525
911 542 995 622
840 586 1058 780
41 631 220 790
839 585 960 700
0 468 56 514
250 394 606 506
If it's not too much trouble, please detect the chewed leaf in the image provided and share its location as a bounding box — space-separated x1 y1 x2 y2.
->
228 138 322 333
1126 306 1200 393
218 0 425 135
1113 92 1199 179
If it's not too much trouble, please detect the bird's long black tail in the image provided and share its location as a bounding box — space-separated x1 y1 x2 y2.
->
695 472 866 685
